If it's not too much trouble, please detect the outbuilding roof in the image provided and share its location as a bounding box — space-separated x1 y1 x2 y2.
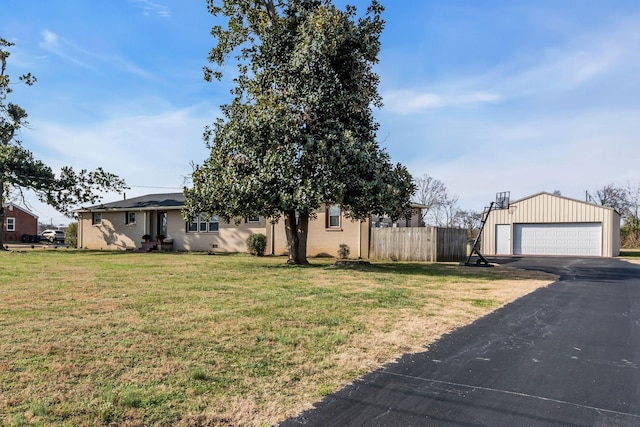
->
510 191 618 213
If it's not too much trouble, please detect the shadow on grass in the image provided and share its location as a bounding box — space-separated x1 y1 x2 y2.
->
259 258 472 275
5 249 246 257
260 258 467 275
323 261 518 281
620 249 640 258
2 250 528 280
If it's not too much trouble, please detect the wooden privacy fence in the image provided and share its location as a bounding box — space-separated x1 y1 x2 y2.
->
369 227 467 262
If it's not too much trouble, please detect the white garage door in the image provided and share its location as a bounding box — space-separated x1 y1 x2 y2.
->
513 223 602 256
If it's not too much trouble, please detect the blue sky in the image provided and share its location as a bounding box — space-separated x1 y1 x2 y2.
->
4 0 640 225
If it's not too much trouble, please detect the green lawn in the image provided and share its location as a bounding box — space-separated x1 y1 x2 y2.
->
0 250 555 426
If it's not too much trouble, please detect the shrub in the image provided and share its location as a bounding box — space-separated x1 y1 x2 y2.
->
337 243 350 259
246 233 267 256
65 222 78 248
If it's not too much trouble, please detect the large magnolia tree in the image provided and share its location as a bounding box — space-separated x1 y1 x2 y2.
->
184 0 415 264
1 37 127 247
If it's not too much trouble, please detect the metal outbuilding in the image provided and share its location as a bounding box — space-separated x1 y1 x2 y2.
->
481 192 621 257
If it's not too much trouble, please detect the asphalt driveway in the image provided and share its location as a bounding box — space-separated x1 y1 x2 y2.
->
280 257 640 426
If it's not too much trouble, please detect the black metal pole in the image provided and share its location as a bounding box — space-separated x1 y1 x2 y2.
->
465 202 494 265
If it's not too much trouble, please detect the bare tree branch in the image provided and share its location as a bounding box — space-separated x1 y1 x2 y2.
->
413 174 447 223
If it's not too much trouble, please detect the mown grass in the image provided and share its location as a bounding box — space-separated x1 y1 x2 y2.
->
0 250 555 426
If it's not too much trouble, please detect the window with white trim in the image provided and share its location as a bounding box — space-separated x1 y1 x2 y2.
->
125 211 136 225
327 205 341 228
188 213 219 233
92 213 102 225
246 215 260 223
6 217 15 231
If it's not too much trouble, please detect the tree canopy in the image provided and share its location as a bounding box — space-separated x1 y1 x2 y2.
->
623 181 640 247
1 37 127 246
593 184 630 216
184 0 415 264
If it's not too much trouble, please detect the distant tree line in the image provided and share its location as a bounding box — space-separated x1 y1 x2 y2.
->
588 182 640 248
412 174 481 240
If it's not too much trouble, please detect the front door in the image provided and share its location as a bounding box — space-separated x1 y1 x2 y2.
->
157 211 168 239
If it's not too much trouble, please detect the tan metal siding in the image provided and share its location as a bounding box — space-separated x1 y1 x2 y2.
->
611 210 621 256
481 193 619 257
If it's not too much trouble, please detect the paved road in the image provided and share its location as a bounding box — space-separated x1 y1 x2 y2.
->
280 257 640 426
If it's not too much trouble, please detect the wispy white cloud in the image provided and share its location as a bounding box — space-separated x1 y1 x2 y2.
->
400 107 640 209
102 55 157 80
383 90 501 114
3 39 42 69
39 29 94 69
11 1 640 224
490 15 640 100
129 0 171 18
378 12 640 210
384 14 640 115
38 29 156 79
18 98 216 224
30 105 213 184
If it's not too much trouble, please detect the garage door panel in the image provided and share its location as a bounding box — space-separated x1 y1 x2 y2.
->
514 223 601 256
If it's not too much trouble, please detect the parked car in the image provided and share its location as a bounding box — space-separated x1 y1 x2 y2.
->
40 229 65 243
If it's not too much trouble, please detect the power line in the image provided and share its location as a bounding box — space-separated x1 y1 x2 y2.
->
3 172 187 190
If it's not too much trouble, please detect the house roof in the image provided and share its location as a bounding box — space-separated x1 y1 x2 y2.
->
510 191 619 214
3 204 38 218
77 193 185 212
78 192 430 214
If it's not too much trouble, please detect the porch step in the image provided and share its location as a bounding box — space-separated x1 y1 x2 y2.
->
137 241 158 252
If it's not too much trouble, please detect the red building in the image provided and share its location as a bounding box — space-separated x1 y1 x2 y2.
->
2 205 39 243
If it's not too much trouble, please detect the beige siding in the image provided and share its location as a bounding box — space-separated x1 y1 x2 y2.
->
78 207 368 256
371 207 424 228
481 192 621 257
612 212 621 256
78 204 435 259
78 211 143 250
269 205 369 258
78 210 267 252
171 215 267 252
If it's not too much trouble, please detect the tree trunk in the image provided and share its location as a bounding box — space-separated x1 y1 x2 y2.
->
284 210 309 265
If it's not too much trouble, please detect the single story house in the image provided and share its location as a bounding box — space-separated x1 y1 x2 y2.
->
481 192 620 257
75 193 425 257
2 204 38 243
